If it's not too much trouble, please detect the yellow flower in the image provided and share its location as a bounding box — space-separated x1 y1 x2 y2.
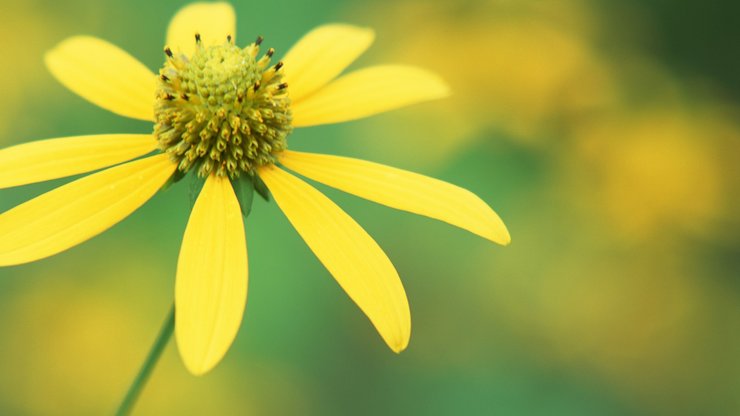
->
0 2 510 375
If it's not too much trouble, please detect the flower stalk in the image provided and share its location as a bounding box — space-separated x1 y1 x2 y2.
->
115 303 175 416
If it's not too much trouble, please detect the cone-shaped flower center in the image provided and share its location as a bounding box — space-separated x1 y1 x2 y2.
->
154 36 292 178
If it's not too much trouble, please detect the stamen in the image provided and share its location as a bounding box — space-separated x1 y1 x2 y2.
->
164 47 173 58
274 61 284 71
195 33 201 43
255 35 264 46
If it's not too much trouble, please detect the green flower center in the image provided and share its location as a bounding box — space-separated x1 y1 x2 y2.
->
154 35 292 178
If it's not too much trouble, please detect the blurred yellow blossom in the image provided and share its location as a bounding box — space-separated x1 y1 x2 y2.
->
0 5 56 138
570 103 732 240
345 0 615 166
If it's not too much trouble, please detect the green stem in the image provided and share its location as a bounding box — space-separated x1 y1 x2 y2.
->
115 303 175 416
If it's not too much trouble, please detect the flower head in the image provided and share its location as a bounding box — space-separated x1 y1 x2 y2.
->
156 35 292 177
0 2 509 375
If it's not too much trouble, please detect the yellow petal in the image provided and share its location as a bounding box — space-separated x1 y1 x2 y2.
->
175 175 247 376
45 36 156 121
259 165 410 352
279 151 511 245
166 2 236 57
0 134 157 189
282 24 375 102
0 154 175 267
291 65 450 127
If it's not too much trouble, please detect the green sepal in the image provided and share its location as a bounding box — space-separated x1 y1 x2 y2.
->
161 168 186 192
252 173 271 202
231 175 256 218
187 173 206 211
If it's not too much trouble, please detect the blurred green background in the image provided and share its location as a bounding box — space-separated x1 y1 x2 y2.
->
1 0 739 414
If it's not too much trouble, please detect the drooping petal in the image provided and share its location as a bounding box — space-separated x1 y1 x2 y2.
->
0 154 176 267
166 2 236 57
279 151 511 245
291 65 450 127
282 24 375 102
259 165 410 352
0 134 157 189
45 36 156 121
175 174 247 376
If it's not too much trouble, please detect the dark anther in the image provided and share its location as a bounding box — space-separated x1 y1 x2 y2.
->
181 93 190 101
165 93 175 100
160 74 170 82
274 61 284 71
255 35 264 46
254 81 261 91
277 82 288 90
164 47 173 57
195 33 201 43
227 34 232 42
266 48 275 58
